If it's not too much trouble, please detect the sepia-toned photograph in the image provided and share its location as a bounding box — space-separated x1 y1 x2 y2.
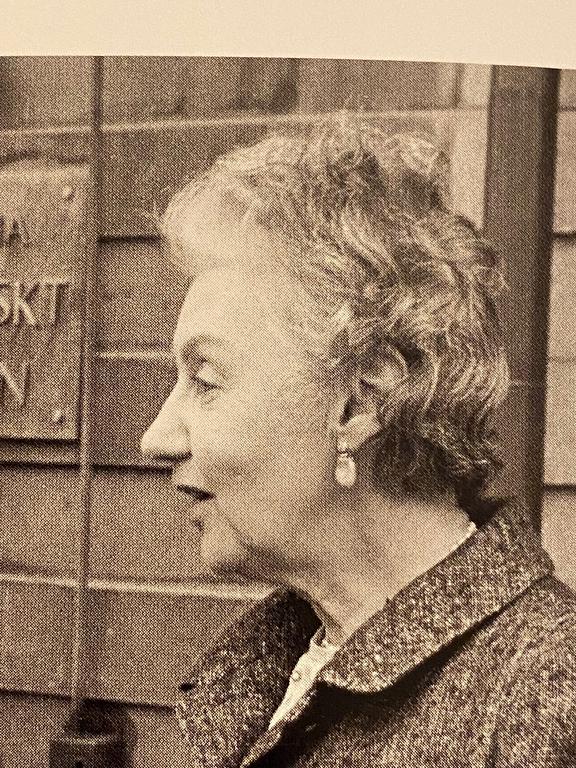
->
0 56 575 766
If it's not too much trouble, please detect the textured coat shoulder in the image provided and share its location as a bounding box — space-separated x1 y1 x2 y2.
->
489 577 576 766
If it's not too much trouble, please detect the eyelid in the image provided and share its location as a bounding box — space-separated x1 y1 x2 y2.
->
194 360 222 385
173 343 230 386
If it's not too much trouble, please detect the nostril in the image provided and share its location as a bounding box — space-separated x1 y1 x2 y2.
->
140 419 191 461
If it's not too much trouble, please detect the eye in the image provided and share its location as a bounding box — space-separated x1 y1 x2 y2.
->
191 361 222 396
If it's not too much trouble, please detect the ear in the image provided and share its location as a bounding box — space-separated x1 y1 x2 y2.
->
328 355 405 453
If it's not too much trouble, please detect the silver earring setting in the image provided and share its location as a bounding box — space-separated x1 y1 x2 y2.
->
335 439 357 488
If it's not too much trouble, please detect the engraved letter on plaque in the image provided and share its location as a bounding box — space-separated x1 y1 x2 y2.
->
0 161 90 440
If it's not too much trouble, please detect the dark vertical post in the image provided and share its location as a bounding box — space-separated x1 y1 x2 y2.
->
69 55 103 720
483 66 560 526
50 56 126 768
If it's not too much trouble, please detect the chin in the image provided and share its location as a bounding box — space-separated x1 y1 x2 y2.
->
199 530 277 585
199 532 253 580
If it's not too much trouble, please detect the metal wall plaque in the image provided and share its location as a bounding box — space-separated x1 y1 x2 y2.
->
0 160 91 440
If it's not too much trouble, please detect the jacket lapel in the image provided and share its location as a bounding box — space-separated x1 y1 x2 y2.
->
176 589 319 768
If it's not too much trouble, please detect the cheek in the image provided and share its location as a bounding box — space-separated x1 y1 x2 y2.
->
191 402 251 489
195 374 332 495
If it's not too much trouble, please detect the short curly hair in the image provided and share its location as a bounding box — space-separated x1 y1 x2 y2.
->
162 114 510 503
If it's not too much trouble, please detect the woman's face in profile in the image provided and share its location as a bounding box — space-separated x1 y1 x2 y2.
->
141 194 336 582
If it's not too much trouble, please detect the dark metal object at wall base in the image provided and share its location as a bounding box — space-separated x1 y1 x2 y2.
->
49 703 133 768
49 729 125 768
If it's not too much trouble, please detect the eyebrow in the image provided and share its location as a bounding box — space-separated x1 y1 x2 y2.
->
172 333 231 361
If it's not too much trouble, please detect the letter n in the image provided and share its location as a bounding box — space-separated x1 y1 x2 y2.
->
0 361 30 407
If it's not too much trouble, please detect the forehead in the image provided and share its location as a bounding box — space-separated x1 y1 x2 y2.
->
173 267 274 351
172 187 280 274
172 231 297 356
169 187 312 357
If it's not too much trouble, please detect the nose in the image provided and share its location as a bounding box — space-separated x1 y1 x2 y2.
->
140 394 190 461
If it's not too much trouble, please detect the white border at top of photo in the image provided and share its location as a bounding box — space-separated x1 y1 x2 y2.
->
1 0 575 70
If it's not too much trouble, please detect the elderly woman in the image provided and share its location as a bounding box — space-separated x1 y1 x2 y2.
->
140 117 576 767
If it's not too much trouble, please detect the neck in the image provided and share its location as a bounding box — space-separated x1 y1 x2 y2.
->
282 488 472 646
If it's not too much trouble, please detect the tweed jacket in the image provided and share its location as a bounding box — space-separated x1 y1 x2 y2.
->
175 500 576 767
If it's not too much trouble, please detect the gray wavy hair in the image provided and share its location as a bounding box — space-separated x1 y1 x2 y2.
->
161 114 510 502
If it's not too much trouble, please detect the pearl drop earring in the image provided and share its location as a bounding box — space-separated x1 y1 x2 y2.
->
335 439 357 488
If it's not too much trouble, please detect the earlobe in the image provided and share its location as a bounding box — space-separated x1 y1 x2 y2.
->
335 438 357 487
337 412 382 453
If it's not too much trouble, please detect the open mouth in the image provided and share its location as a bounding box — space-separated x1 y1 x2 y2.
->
176 485 214 504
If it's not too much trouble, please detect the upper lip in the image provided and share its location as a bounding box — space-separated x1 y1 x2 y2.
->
175 484 214 503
